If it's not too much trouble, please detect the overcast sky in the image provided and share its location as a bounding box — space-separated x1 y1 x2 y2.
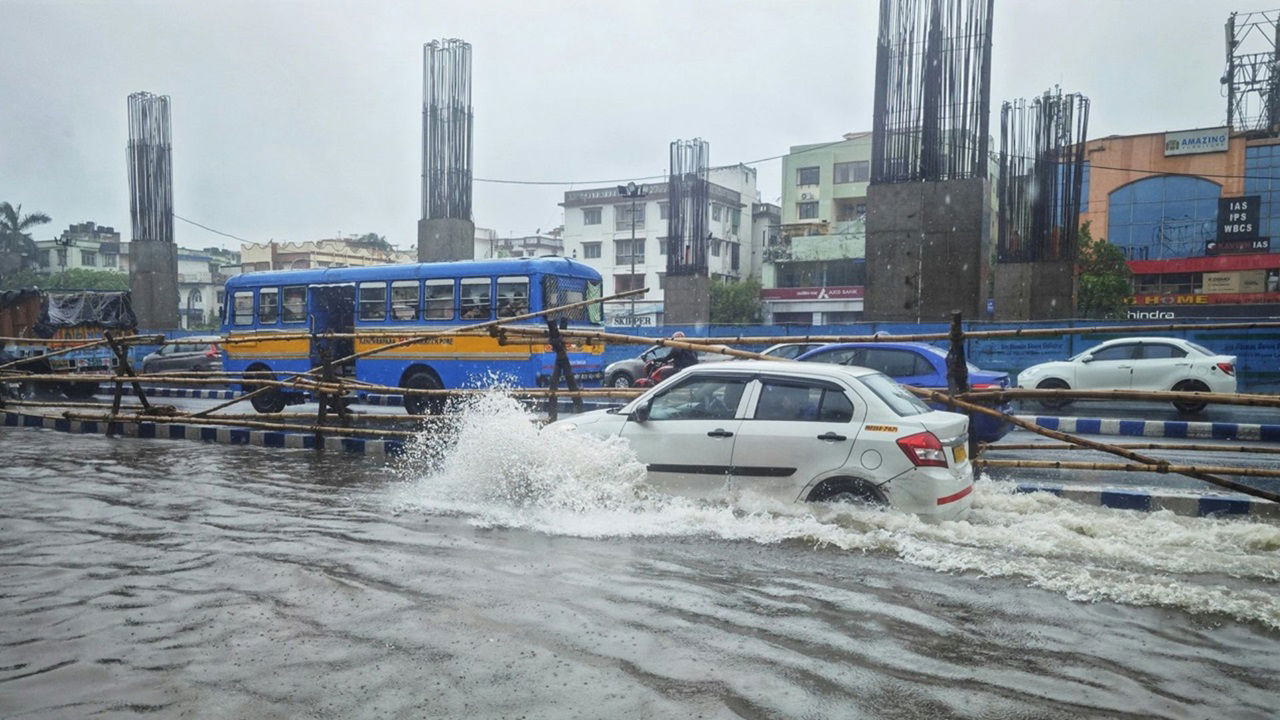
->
0 0 1248 251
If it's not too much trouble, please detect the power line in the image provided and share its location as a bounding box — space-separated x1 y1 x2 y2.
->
174 213 252 243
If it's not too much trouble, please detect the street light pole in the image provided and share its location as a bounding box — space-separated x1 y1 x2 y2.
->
618 181 647 324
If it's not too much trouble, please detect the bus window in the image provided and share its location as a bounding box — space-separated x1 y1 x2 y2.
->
282 286 307 323
232 291 254 326
424 279 454 320
391 280 420 321
258 288 279 325
587 279 603 324
359 282 387 322
543 276 600 323
497 276 529 318
461 278 492 320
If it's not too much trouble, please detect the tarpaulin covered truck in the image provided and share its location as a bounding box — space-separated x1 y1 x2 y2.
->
0 289 138 399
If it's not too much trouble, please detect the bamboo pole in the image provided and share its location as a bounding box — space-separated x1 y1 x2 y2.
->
964 387 1280 408
0 338 111 372
2 373 346 393
666 320 1280 346
975 458 1280 480
61 411 420 439
0 334 164 344
910 386 1280 503
188 287 645 419
980 441 1280 455
496 325 763 360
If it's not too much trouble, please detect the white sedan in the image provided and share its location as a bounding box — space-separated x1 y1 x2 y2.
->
1016 337 1237 413
546 360 974 520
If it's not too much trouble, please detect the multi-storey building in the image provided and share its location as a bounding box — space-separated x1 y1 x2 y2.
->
35 222 124 274
477 231 563 259
237 238 414 273
763 133 872 324
1078 126 1280 318
560 164 763 326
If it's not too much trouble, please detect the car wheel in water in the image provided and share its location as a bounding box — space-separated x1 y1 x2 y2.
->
1172 380 1209 414
810 479 887 507
608 372 633 388
403 370 445 415
1036 378 1072 410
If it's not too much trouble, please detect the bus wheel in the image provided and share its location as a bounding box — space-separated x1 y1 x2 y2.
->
403 370 444 415
250 387 287 414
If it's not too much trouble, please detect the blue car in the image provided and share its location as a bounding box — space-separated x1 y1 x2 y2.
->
795 342 1012 443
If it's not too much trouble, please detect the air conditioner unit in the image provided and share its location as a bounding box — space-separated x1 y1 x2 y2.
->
799 192 816 201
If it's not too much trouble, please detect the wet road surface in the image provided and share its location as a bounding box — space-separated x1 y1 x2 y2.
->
2 396 1278 719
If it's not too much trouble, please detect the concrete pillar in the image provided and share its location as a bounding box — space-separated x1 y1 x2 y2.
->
992 260 1075 321
129 241 179 330
418 218 476 263
663 275 712 325
864 178 990 321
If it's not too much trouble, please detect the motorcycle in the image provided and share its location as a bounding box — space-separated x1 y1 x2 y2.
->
633 357 679 388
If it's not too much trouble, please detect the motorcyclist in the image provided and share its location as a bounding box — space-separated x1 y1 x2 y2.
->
660 331 699 371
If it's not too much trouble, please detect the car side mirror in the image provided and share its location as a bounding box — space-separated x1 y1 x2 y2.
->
1080 354 1094 364
631 398 652 423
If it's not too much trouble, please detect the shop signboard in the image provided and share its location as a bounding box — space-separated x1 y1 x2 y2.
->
761 286 864 301
1207 238 1270 255
1217 195 1260 238
1164 127 1229 156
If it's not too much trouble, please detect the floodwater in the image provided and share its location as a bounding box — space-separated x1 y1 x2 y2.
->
2 395 1278 719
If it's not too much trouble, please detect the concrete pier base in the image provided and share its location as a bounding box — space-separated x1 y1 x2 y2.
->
864 178 991 321
128 241 179 330
418 218 475 263
992 261 1075 321
663 275 711 325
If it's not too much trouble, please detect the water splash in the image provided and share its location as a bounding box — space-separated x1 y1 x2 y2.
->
392 392 1280 629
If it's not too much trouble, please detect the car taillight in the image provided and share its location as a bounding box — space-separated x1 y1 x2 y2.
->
1216 362 1235 377
205 344 219 358
897 431 948 468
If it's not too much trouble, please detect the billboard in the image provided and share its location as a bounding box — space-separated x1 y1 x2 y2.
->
1164 127 1229 156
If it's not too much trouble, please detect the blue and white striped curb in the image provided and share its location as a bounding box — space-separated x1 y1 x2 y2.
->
1015 483 1277 519
3 410 404 456
358 392 404 407
1016 415 1280 442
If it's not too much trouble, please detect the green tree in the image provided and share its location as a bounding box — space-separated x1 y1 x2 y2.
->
0 202 52 276
1075 221 1132 319
351 232 393 253
0 267 130 292
710 277 763 324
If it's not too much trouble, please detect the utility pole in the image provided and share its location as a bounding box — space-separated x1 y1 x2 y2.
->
617 182 647 323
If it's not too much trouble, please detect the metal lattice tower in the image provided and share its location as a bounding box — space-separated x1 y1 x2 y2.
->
421 38 473 221
1225 9 1280 132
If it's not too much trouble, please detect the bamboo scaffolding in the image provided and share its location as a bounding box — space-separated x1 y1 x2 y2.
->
61 411 420 439
665 320 1280 346
981 441 1280 455
976 458 1280 480
911 386 1280 503
495 325 763 360
964 387 1280 408
0 334 164 345
0 338 111 372
188 287 645 419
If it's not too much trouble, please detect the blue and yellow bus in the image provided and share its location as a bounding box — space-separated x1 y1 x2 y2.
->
220 257 606 413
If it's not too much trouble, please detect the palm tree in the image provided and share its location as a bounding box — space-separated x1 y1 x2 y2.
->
0 202 52 276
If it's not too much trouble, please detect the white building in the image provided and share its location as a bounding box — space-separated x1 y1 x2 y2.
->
35 222 124 274
560 165 766 326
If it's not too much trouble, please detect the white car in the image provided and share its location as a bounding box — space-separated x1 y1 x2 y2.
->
1016 337 1237 413
546 360 974 520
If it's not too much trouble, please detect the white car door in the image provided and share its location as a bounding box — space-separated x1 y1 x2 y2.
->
1075 342 1139 389
619 373 751 500
729 377 866 501
1129 342 1189 390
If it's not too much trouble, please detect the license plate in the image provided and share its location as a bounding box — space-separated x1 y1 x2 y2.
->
953 446 967 463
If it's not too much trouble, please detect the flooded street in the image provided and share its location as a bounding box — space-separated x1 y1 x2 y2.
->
2 397 1279 719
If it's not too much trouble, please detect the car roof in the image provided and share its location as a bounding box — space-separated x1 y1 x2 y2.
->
801 341 943 352
1094 336 1189 345
167 335 222 344
687 359 877 379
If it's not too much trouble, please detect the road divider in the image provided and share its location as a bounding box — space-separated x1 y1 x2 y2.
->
1018 415 1280 442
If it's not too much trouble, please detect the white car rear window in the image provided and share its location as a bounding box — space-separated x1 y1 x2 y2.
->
857 372 931 416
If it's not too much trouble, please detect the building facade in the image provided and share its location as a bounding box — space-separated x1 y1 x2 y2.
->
237 239 414 273
763 133 871 324
1079 126 1280 318
477 231 564 259
35 222 124 274
560 165 763 326
178 247 240 328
